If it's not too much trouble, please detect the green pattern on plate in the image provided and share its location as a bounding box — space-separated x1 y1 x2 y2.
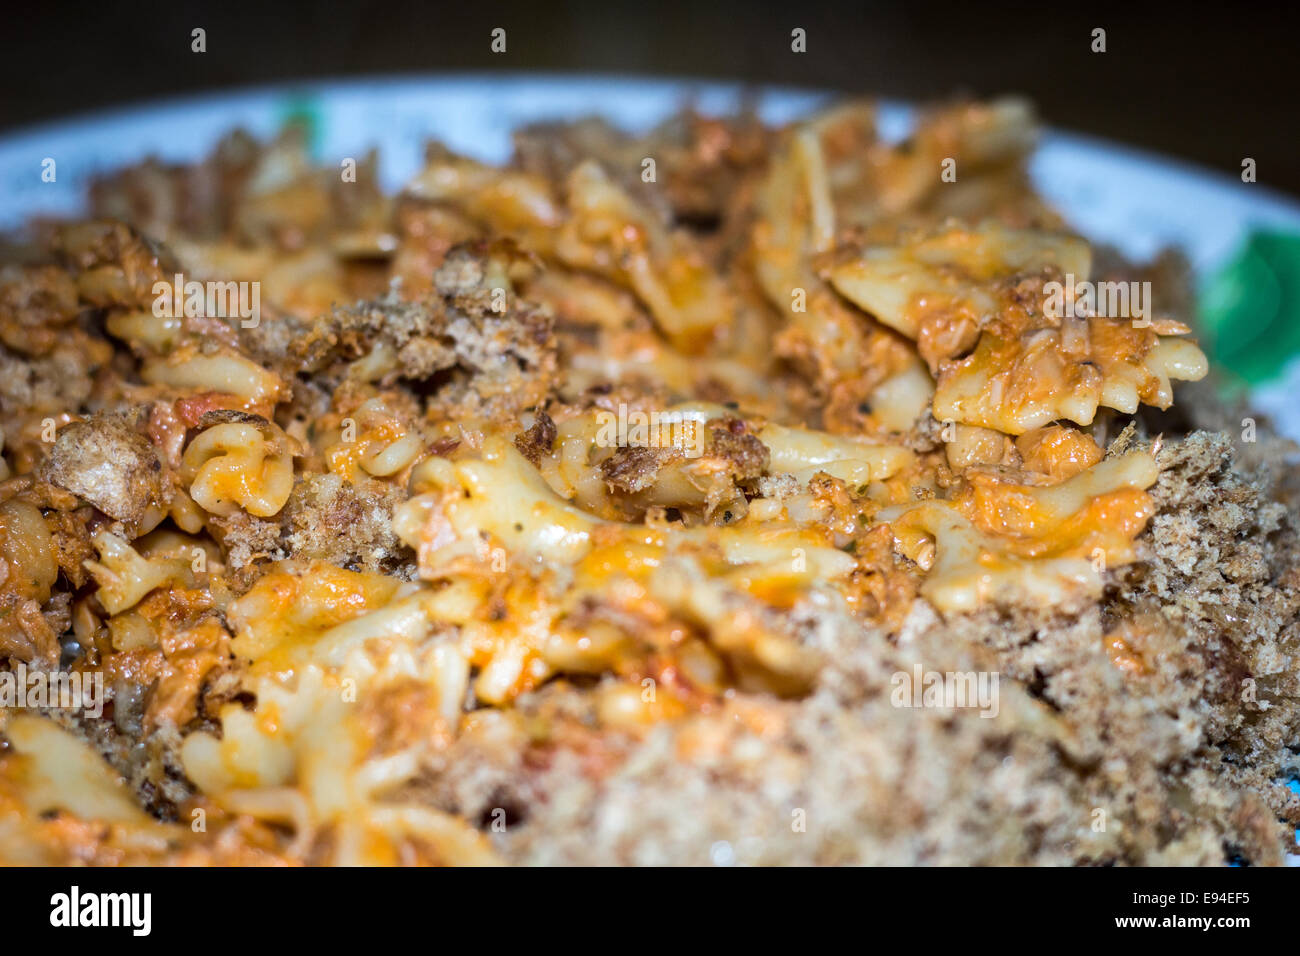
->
1200 231 1300 384
277 93 323 159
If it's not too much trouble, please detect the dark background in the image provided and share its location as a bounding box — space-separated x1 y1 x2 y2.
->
3 0 1297 194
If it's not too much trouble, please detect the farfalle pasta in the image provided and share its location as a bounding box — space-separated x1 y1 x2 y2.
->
0 97 1295 870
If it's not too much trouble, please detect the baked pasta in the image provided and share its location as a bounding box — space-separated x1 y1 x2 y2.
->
0 97 1296 866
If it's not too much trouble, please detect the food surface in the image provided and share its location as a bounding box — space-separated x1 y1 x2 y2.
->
0 97 1296 865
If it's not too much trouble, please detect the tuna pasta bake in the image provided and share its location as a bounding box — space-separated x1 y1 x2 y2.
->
0 97 1296 866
